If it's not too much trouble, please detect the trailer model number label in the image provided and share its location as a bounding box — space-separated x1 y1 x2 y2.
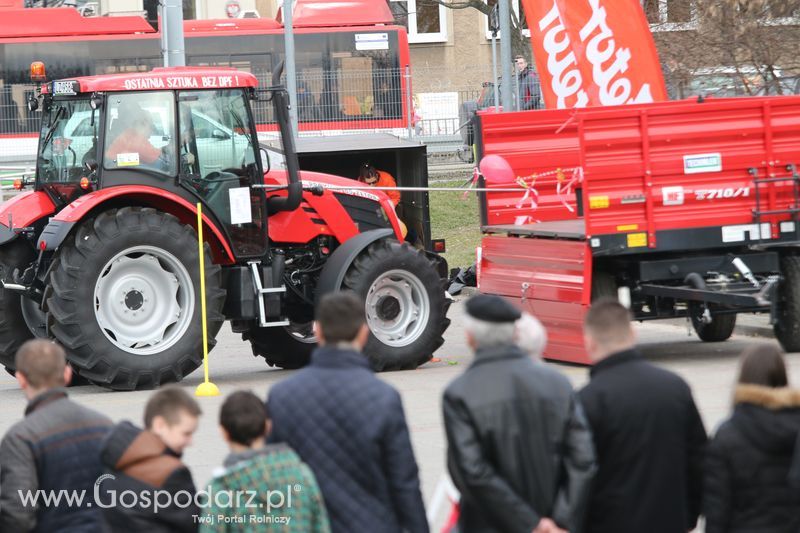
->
695 187 750 201
683 153 722 174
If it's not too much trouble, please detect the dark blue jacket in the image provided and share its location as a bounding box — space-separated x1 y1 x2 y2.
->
267 345 428 533
0 388 112 533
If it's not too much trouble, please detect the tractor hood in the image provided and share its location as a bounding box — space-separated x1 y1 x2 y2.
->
264 169 390 205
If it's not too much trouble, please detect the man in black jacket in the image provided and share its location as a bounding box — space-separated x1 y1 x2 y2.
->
267 291 428 533
0 340 112 533
579 299 707 533
99 385 201 532
443 294 596 533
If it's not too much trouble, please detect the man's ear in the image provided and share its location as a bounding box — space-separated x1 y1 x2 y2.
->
313 321 325 345
465 330 476 350
264 420 272 438
15 370 28 391
356 323 370 349
63 365 72 387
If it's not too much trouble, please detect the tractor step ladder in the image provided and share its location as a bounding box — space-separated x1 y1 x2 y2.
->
750 163 800 244
249 261 289 328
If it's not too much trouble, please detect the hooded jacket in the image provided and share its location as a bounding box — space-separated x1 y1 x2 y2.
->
99 421 198 533
704 384 800 533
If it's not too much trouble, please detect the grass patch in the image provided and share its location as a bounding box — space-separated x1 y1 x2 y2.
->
428 181 481 270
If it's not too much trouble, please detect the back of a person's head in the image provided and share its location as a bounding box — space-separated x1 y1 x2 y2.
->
738 344 788 388
220 391 268 446
516 312 547 359
316 291 365 344
144 385 202 429
15 339 67 389
584 299 634 354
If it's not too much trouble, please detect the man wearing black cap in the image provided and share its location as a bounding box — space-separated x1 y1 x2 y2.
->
443 294 596 533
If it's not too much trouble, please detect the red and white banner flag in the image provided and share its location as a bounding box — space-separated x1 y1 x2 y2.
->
522 0 668 108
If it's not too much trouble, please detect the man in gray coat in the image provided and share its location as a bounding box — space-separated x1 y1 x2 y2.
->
443 295 596 533
0 340 112 532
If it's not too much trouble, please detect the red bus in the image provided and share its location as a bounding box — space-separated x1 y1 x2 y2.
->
0 2 411 160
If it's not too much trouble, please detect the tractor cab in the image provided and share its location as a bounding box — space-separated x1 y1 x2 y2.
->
32 66 271 258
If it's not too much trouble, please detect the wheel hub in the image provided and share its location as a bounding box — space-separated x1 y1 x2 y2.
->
125 290 144 311
94 246 194 356
365 269 430 348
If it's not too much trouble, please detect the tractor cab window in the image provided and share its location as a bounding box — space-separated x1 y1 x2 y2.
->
178 89 265 257
103 92 176 175
38 98 97 186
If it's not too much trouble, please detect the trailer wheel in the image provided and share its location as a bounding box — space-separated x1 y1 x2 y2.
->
343 240 450 371
244 321 314 370
690 303 736 342
0 241 36 372
774 255 800 352
47 207 225 390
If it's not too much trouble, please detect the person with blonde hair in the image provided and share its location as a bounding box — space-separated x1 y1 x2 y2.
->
704 344 800 533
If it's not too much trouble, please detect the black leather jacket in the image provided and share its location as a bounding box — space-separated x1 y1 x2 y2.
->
443 344 596 533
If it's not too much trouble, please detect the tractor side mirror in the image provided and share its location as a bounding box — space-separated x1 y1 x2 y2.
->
84 159 98 173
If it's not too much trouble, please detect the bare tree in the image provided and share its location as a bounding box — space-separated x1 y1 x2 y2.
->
647 0 800 97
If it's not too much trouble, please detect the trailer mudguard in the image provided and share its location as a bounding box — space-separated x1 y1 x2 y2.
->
315 228 394 304
0 191 57 246
36 185 236 263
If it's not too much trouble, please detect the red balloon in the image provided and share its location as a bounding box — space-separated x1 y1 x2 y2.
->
479 154 514 184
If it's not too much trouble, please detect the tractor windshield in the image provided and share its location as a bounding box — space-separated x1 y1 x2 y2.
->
104 92 177 175
37 98 97 186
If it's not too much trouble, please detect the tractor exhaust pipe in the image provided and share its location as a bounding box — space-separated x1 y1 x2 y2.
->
267 61 302 213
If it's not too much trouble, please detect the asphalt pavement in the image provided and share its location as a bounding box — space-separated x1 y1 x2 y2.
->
0 295 793 530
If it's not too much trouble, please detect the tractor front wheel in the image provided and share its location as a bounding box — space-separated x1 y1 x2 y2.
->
774 255 800 352
244 320 315 370
344 240 450 371
47 207 225 390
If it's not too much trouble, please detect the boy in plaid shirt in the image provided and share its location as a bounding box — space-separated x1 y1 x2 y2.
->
200 391 330 532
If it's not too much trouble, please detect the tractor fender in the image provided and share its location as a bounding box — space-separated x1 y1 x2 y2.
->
0 191 57 246
36 186 236 263
315 228 394 305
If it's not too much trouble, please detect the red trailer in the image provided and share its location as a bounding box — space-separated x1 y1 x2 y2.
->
475 95 800 363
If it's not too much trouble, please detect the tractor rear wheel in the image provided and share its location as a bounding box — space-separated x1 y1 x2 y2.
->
47 207 225 390
774 255 800 352
0 241 36 372
344 240 450 371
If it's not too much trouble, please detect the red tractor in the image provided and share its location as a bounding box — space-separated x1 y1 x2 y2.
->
0 64 450 389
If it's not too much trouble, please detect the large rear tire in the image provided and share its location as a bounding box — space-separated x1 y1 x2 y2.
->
343 240 450 371
47 207 225 390
774 255 800 352
0 241 36 371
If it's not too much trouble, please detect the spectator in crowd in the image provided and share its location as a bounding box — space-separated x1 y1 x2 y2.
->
0 340 112 532
579 299 707 533
358 162 400 206
100 385 201 533
443 294 595 533
267 291 428 533
514 55 541 110
202 390 330 533
705 344 800 533
516 311 548 360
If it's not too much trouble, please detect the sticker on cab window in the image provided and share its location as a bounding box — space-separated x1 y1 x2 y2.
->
116 153 140 167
